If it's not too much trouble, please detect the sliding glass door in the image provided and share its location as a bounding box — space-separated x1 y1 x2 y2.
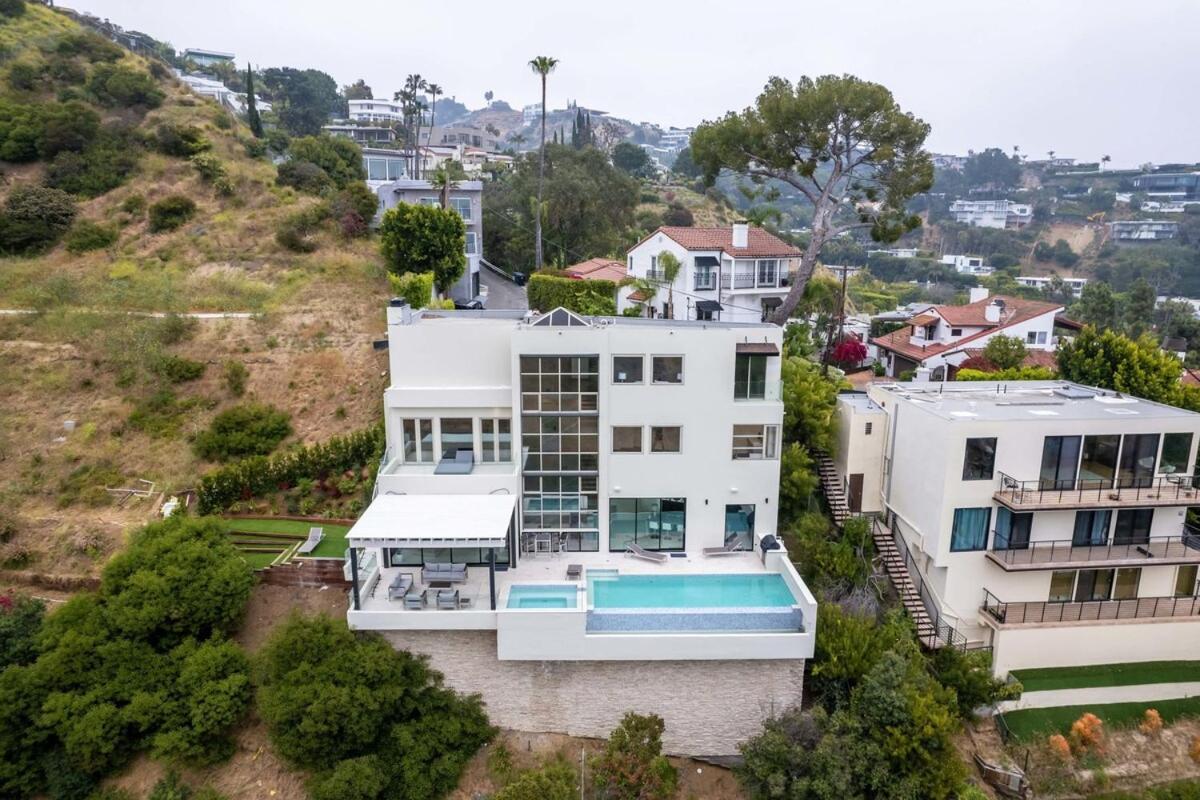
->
1040 436 1081 490
1079 434 1120 489
1118 434 1160 488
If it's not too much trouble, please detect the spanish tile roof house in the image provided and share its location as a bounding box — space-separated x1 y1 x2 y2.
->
871 289 1064 379
564 258 627 283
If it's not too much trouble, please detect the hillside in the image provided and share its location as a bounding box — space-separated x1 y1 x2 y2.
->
0 4 388 577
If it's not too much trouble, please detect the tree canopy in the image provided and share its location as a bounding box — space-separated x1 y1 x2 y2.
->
611 142 655 179
961 147 1021 190
286 134 365 188
259 67 341 136
1057 327 1197 411
691 74 933 322
379 202 467 292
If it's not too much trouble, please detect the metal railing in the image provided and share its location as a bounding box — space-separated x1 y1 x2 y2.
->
982 588 1200 625
995 471 1200 508
989 527 1200 567
877 519 969 650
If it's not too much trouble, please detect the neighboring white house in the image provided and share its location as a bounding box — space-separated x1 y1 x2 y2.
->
180 48 234 68
868 247 921 260
342 304 817 754
871 289 1064 379
1015 275 1088 298
348 98 406 124
622 223 803 323
949 199 1034 229
834 380 1200 677
940 254 994 276
1110 220 1179 242
522 103 542 124
322 124 396 146
176 72 271 115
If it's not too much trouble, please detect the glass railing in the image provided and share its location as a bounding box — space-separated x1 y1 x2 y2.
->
734 380 781 401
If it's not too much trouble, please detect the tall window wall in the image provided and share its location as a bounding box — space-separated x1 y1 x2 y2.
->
520 355 601 551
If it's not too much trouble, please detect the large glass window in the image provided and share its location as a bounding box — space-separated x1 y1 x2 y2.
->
1175 565 1199 597
1112 508 1153 545
609 498 686 551
385 546 509 567
464 231 478 255
1114 567 1141 600
732 424 779 459
1161 433 1193 476
962 437 997 481
1049 571 1075 602
650 426 681 453
480 418 511 463
612 426 642 453
652 356 683 384
1119 433 1160 488
1079 434 1120 489
950 507 990 552
1072 510 1111 547
401 418 433 463
439 418 473 460
725 504 755 550
1074 569 1114 602
734 354 768 399
756 259 778 287
1040 436 1081 490
994 508 1032 550
450 197 472 220
612 355 643 384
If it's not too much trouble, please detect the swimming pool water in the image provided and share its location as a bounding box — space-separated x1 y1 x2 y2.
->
507 584 578 609
589 573 795 609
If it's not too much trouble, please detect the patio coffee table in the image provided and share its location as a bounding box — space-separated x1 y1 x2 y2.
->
428 580 453 590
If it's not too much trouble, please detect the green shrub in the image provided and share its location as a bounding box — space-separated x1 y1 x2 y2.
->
153 355 206 383
6 61 37 91
242 137 267 158
65 220 118 253
493 759 577 800
192 403 291 462
387 271 436 309
590 713 677 800
527 273 617 315
196 424 383 513
54 31 123 63
190 152 227 182
286 134 364 188
121 194 146 217
275 206 327 253
0 0 26 18
0 101 98 162
329 181 378 236
126 388 197 438
87 64 164 108
56 460 122 508
222 360 247 396
148 195 197 233
149 123 211 157
378 203 466 292
0 593 45 670
0 185 76 255
275 159 333 194
44 132 141 197
47 55 86 85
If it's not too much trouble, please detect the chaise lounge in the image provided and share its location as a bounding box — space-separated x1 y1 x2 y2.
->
387 571 414 600
626 543 668 563
421 562 468 583
297 526 324 555
702 542 745 557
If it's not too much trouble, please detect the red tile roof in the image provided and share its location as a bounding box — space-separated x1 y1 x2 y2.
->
628 288 651 302
564 258 627 282
637 226 804 258
872 295 1063 363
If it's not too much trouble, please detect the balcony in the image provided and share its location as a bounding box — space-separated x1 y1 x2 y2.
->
733 380 782 401
986 528 1200 571
994 472 1200 511
982 588 1200 627
720 271 791 291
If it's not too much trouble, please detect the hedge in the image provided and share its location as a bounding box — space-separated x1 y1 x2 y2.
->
527 273 617 315
387 271 435 309
197 424 384 514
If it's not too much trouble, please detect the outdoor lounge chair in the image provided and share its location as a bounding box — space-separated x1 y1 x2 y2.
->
702 542 745 557
436 589 459 610
421 562 468 583
297 526 324 555
566 563 583 580
626 543 668 563
387 572 414 601
403 590 427 610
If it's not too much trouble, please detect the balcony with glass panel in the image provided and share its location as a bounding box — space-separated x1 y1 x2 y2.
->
987 522 1200 571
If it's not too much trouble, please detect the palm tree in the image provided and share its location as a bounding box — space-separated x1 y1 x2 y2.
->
401 74 427 178
631 278 659 318
528 56 558 270
427 83 443 141
1012 144 1020 160
429 164 459 210
1047 150 1056 161
654 250 683 318
1101 154 1112 171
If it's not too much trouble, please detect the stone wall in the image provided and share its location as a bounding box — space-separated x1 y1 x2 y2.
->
383 630 804 756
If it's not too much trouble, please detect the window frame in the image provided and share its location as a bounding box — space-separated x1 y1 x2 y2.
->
651 355 684 384
731 424 779 460
950 507 991 552
612 355 644 384
611 425 643 454
962 437 997 481
649 425 681 453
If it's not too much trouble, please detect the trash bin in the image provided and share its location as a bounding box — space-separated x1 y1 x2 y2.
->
512 271 527 286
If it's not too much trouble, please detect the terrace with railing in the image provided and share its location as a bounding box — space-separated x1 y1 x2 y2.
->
986 526 1200 570
994 471 1200 510
981 588 1200 626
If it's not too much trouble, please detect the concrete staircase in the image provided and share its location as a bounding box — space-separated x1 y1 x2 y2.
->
871 519 945 649
815 452 851 528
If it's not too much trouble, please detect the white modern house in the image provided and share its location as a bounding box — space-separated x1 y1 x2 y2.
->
940 254 994 276
834 380 1200 676
1110 220 1179 242
180 47 234 68
950 199 1034 229
872 289 1064 379
622 223 803 323
1015 275 1088 298
342 303 817 754
348 98 406 124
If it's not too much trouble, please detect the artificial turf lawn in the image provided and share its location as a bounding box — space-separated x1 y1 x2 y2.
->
221 517 351 559
1000 696 1200 741
1012 661 1200 693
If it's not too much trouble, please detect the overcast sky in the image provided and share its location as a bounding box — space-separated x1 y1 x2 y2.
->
72 0 1197 167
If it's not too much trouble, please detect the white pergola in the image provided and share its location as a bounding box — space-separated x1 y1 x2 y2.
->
346 493 516 610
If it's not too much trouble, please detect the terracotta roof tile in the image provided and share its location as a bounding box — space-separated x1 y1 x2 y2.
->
638 226 803 258
564 258 627 282
872 295 1064 363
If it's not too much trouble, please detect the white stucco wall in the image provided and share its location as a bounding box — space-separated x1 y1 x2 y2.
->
990 619 1200 676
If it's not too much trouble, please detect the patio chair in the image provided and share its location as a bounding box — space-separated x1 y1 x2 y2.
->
702 542 745 557
297 526 324 554
436 589 459 610
403 590 426 610
626 543 668 563
566 563 583 580
387 572 414 601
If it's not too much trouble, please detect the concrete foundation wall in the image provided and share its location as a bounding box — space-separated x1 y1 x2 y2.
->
383 629 804 756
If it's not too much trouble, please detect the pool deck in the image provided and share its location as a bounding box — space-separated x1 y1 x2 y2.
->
356 550 774 615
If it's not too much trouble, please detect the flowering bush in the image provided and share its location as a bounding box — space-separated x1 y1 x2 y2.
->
1069 712 1105 755
831 337 867 367
1190 735 1200 764
1139 708 1163 737
1047 734 1071 762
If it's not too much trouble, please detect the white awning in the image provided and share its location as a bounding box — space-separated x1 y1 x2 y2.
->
347 493 515 548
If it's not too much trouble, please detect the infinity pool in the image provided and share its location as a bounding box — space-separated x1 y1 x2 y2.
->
507 584 579 609
588 573 795 608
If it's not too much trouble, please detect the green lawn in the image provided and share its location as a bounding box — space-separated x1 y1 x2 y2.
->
238 550 282 570
1090 778 1200 799
1000 696 1200 742
1012 661 1200 693
221 517 351 560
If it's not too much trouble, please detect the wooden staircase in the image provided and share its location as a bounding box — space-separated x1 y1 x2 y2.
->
871 519 945 649
815 452 851 528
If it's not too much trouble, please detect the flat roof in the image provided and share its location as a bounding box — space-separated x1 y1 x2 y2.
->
347 494 515 548
873 381 1200 423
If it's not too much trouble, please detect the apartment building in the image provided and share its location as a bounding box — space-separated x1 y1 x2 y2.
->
371 177 484 303
949 199 1034 229
835 381 1200 676
871 289 1064 379
1133 172 1200 200
623 223 803 323
341 304 817 753
348 98 406 124
1110 220 1179 242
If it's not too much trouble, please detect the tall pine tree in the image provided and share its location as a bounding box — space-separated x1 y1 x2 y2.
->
245 65 263 138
